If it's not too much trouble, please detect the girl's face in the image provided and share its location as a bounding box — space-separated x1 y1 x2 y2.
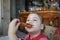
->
25 13 43 33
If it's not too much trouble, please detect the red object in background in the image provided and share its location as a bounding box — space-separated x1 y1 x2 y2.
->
54 28 60 35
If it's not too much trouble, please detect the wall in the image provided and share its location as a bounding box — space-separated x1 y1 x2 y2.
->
10 0 25 19
0 0 2 34
0 0 25 36
10 0 16 19
16 0 25 18
1 0 10 35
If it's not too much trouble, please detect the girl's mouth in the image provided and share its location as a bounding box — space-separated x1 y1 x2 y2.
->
26 24 33 28
20 22 33 28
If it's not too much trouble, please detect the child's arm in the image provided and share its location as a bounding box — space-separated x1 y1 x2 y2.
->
8 19 20 40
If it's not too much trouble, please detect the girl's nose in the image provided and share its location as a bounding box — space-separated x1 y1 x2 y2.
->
28 20 33 24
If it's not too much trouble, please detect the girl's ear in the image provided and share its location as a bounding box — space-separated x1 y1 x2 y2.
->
40 24 44 30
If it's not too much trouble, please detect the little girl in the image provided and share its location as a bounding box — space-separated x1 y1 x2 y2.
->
8 12 49 40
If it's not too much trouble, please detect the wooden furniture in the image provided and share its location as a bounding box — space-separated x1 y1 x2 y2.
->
19 11 60 27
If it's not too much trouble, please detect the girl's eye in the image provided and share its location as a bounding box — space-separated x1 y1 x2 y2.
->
34 20 37 21
27 20 29 21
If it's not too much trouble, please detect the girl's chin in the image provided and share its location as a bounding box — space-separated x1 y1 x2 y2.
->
28 31 35 34
28 30 37 34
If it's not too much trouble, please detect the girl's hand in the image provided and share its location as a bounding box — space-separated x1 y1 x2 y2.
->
8 19 20 40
